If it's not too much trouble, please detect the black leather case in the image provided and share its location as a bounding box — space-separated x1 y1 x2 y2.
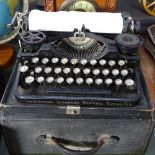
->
0 61 154 155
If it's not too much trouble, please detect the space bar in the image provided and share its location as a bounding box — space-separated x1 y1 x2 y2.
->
47 89 111 95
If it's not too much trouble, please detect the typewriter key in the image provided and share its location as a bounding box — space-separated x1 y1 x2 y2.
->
63 68 71 74
76 77 84 85
118 60 126 66
51 58 59 64
35 67 42 74
115 79 123 86
80 59 88 65
36 76 44 84
25 76 34 85
46 77 54 84
54 67 62 74
66 77 74 84
20 65 29 73
102 69 110 76
32 57 39 64
108 60 116 67
44 67 52 74
56 77 64 84
41 58 49 64
99 59 106 66
105 78 113 86
71 58 78 65
90 59 97 66
61 58 68 65
73 68 81 75
121 69 128 76
92 69 100 76
112 69 119 76
83 68 91 75
86 78 93 85
95 78 103 85
125 79 135 88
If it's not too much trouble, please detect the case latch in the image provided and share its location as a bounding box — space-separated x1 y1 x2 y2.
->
66 105 80 115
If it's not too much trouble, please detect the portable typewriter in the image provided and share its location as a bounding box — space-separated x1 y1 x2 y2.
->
12 11 145 107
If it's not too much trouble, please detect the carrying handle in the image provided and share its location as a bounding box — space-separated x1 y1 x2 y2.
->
52 136 104 155
36 135 119 155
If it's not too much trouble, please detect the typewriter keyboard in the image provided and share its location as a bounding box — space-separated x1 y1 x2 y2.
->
16 54 140 100
19 56 138 89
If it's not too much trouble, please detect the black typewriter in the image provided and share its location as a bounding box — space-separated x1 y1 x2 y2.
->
13 27 145 107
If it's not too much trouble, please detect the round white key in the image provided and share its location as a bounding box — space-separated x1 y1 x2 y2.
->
99 59 106 66
102 69 110 76
51 58 59 64
46 77 54 83
56 77 64 84
125 79 135 87
95 78 103 85
41 58 49 64
66 77 74 84
25 76 34 84
32 57 39 64
71 58 78 65
73 68 81 74
86 78 93 85
92 69 100 76
61 58 68 65
83 68 91 75
90 59 97 66
108 60 116 67
121 69 128 76
54 67 62 74
115 79 123 86
118 60 126 66
36 76 44 83
20 65 29 73
112 69 119 76
63 68 71 74
44 67 52 74
76 78 84 85
35 67 42 74
80 59 88 65
105 78 113 85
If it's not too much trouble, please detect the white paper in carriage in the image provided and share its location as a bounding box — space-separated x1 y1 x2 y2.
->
28 10 124 34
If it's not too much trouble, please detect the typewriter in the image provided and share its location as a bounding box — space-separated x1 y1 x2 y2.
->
12 11 145 107
13 30 144 107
